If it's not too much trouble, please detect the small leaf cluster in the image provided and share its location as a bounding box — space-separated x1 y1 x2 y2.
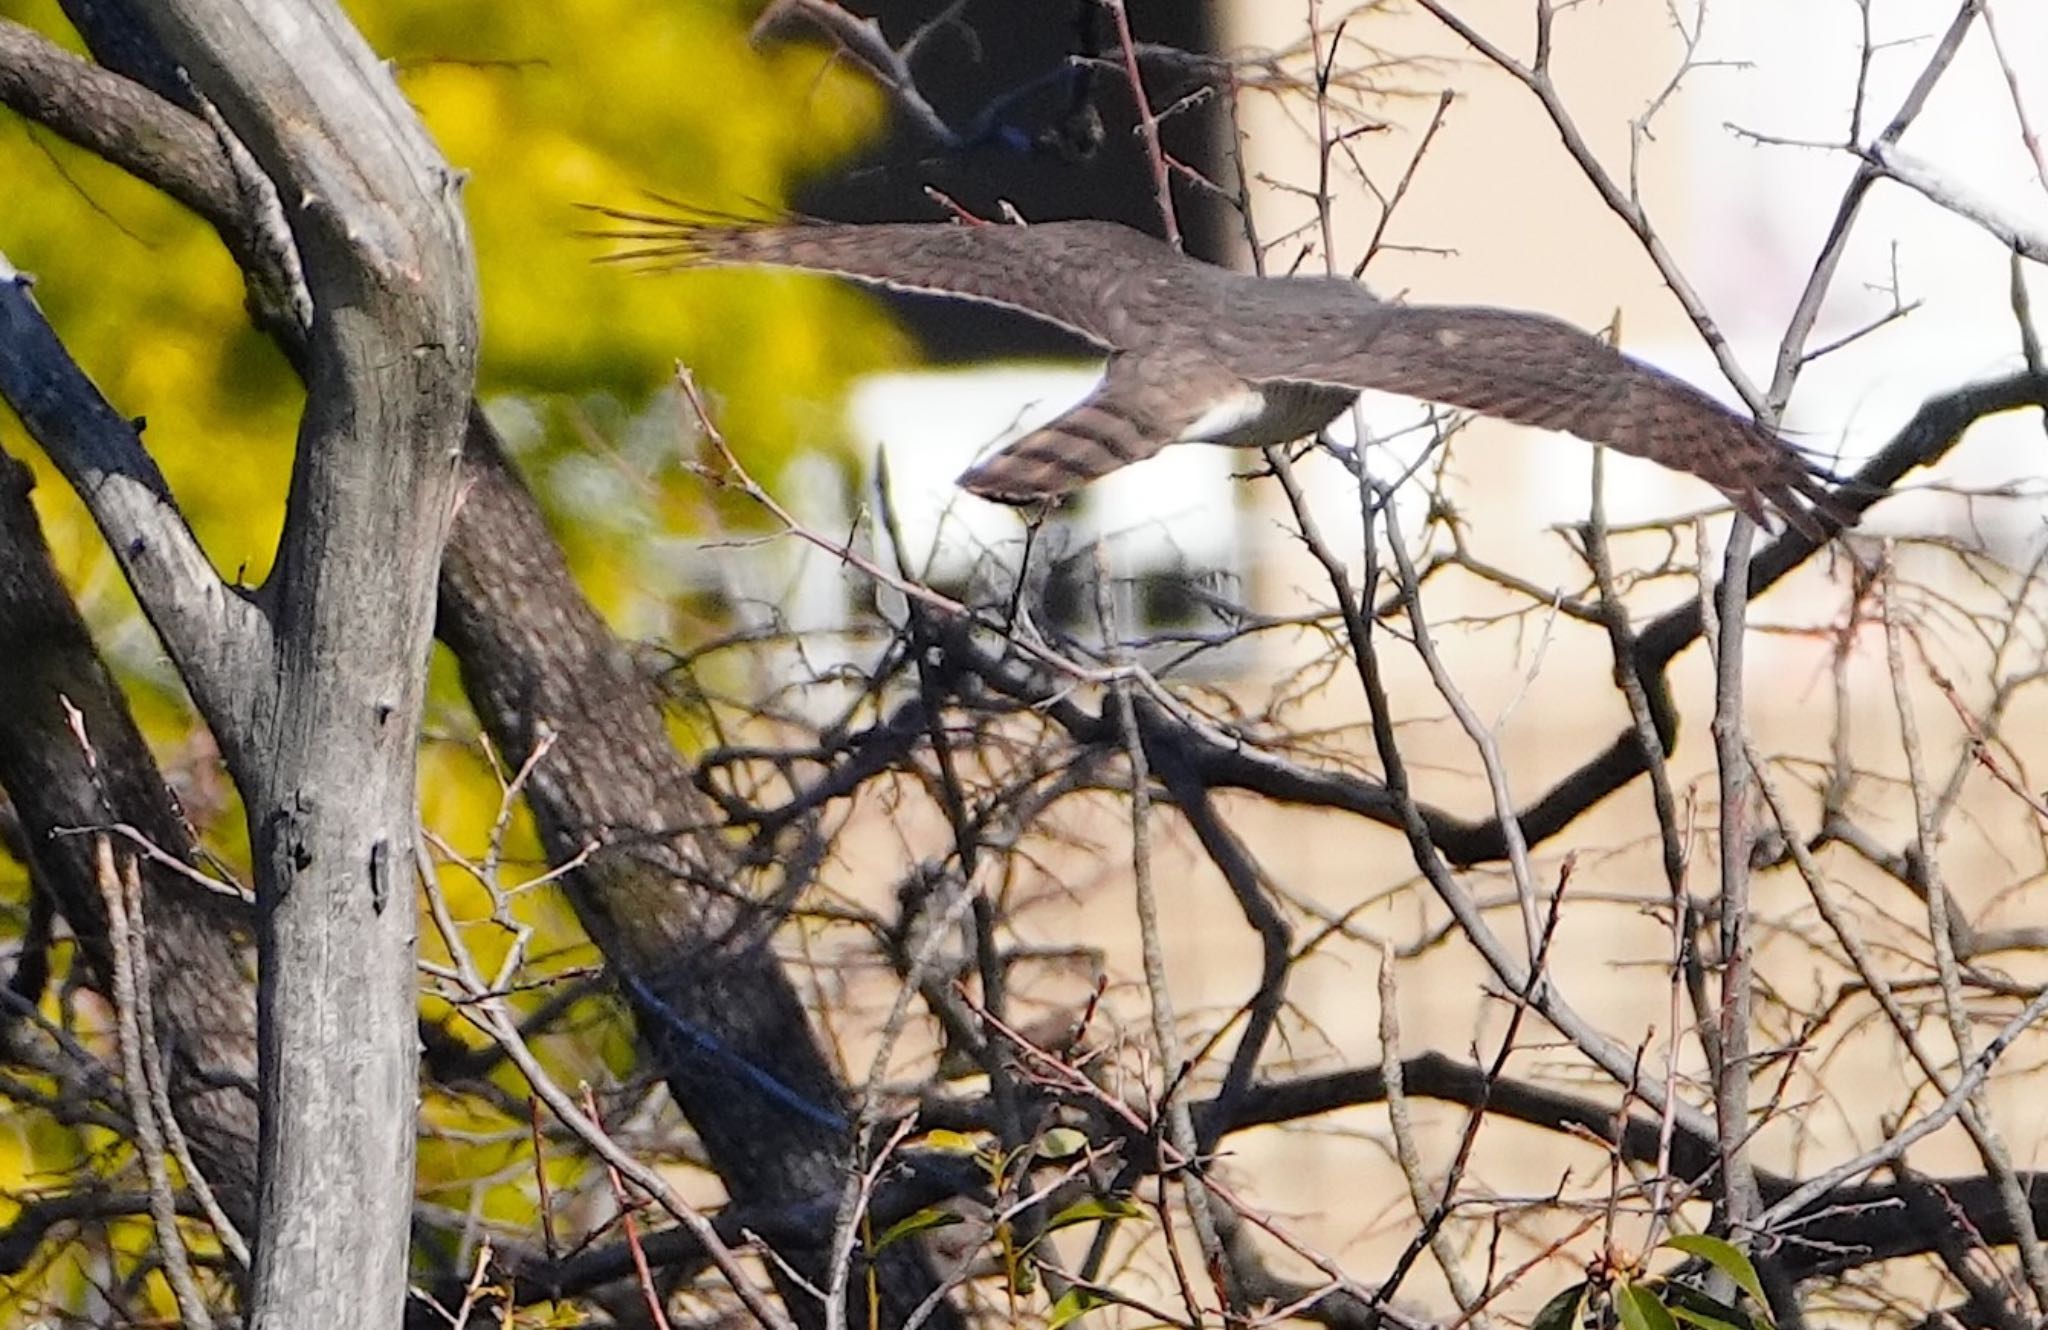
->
1534 1235 1772 1330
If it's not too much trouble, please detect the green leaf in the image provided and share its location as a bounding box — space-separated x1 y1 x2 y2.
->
1660 1235 1772 1322
1036 1127 1091 1160
1659 1280 1756 1330
1616 1283 1679 1330
1045 1196 1147 1232
1529 1281 1589 1330
923 1130 987 1155
870 1206 964 1252
1666 1303 1750 1330
1047 1287 1110 1330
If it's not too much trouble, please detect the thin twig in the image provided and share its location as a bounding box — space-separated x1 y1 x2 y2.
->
1703 516 1764 1253
582 1083 677 1330
1378 947 1487 1322
1882 564 2048 1313
96 838 215 1329
418 849 798 1330
1099 545 1232 1319
1099 0 1181 247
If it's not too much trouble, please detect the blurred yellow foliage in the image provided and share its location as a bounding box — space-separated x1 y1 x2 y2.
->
0 0 911 1306
1 0 911 638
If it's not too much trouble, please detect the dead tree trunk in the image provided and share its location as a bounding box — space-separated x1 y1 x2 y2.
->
0 0 477 1321
0 11 955 1327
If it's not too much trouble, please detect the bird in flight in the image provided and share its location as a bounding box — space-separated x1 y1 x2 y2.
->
598 209 1847 537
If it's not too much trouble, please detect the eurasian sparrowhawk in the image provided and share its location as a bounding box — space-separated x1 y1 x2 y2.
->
601 210 1844 535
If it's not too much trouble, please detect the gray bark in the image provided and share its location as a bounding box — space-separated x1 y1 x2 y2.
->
440 417 960 1330
0 0 476 1323
0 450 259 1224
0 13 958 1327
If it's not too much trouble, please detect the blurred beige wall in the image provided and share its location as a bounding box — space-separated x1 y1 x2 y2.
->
818 5 2048 1317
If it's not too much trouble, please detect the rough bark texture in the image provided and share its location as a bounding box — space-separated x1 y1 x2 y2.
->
0 451 259 1222
441 412 960 1330
174 27 474 1325
0 15 958 1326
1 0 478 1322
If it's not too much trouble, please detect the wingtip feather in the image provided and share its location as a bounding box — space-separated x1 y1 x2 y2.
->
577 196 794 269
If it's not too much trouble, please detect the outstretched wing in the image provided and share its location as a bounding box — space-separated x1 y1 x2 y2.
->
591 208 1182 349
1260 302 1847 535
594 210 1849 530
959 351 1249 503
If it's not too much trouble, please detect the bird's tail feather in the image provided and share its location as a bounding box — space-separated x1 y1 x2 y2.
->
959 397 1175 503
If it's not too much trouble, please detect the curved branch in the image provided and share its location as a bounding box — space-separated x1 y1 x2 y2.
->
0 18 304 345
459 1053 2048 1319
0 449 259 1231
936 369 2048 867
0 258 265 725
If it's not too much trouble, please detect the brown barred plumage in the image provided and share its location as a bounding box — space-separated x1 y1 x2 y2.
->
594 207 1848 536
